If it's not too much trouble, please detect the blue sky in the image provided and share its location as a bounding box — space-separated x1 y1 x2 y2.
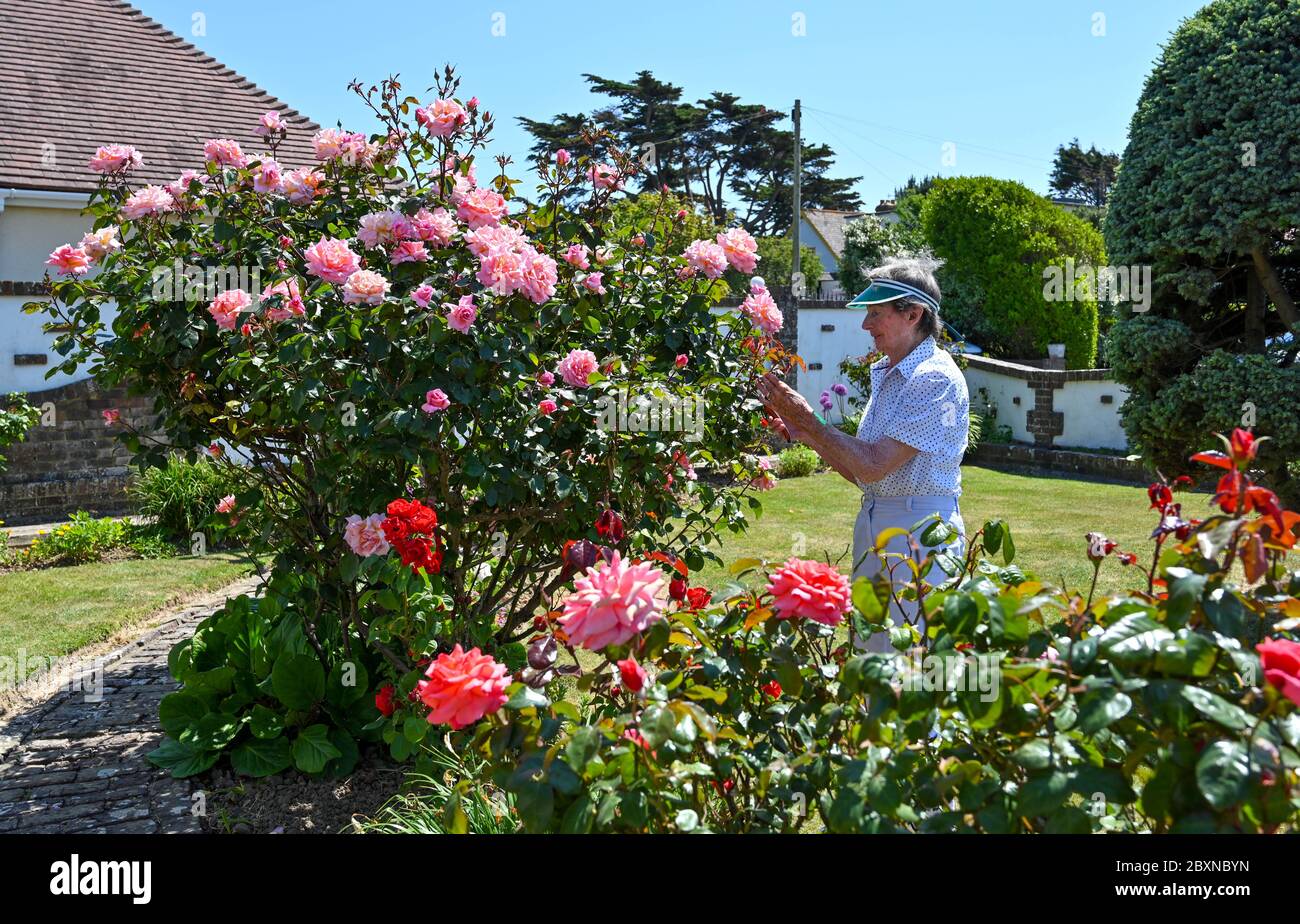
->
136 0 1204 209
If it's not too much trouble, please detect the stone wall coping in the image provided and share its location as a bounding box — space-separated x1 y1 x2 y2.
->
964 354 1114 384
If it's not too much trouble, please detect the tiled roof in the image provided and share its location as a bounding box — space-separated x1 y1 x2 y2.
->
0 0 321 195
802 208 868 260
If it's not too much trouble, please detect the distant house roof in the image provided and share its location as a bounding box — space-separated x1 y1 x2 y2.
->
0 0 321 195
801 208 868 260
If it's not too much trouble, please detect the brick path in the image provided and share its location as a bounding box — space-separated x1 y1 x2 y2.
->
0 576 259 834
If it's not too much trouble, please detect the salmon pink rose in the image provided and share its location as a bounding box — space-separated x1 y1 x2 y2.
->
766 558 852 626
207 289 251 331
252 156 282 194
411 284 435 308
203 138 248 168
564 243 591 269
717 227 759 273
537 371 555 386
282 168 325 204
1257 638 1300 706
555 148 572 166
456 187 508 229
343 513 391 557
444 295 477 333
358 210 412 248
101 408 121 426
558 348 599 388
304 237 360 283
390 240 429 264
260 278 305 322
518 248 558 304
559 551 666 651
254 110 283 136
79 226 121 262
683 239 729 279
410 207 457 247
88 143 143 174
538 399 558 416
741 284 783 335
582 272 607 295
46 244 92 276
121 185 175 220
416 98 469 137
416 645 511 729
342 269 390 305
587 163 623 190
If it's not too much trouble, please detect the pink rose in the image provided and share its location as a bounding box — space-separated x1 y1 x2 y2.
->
312 128 370 164
465 224 525 260
357 210 411 249
717 227 759 274
390 240 429 265
101 408 121 426
121 185 175 220
252 156 282 194
766 558 852 627
416 98 469 138
260 278 305 322
742 285 784 335
422 388 451 413
675 354 688 368
409 207 457 247
46 244 92 276
88 144 143 174
416 645 511 729
559 552 666 651
207 289 251 331
518 248 558 304
343 513 391 558
555 148 572 166
537 371 555 386
215 494 237 514
564 244 591 269
166 170 203 202
683 239 729 279
582 272 606 295
254 110 283 136
587 163 623 191
304 236 360 283
557 348 599 388
204 138 248 168
342 269 390 305
538 399 558 416
456 187 509 229
476 247 525 295
282 168 324 204
411 284 435 308
79 226 120 262
444 295 477 334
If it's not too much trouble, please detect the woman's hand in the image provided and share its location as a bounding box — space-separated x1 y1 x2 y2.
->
759 373 820 437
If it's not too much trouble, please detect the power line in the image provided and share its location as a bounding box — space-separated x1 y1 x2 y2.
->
806 110 930 182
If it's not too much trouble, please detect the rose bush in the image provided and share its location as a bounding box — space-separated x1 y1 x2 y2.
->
388 428 1300 832
33 70 796 777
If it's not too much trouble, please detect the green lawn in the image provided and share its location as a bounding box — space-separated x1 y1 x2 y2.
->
691 466 1167 597
0 553 256 677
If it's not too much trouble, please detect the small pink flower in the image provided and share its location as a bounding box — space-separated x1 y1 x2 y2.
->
683 239 729 279
538 398 558 416
564 244 590 269
717 227 759 274
466 96 479 110
207 289 251 331
88 144 143 174
281 168 324 204
79 226 121 262
409 207 457 247
557 348 599 388
343 513 391 558
304 236 360 283
587 163 623 190
260 278 305 322
121 185 175 220
203 138 248 168
766 558 852 627
444 295 477 333
416 98 469 137
166 170 203 202
312 128 370 164
207 443 223 457
742 285 784 335
464 224 525 259
555 148 572 166
537 371 555 387
215 494 237 514
456 187 509 229
411 284 435 308
342 269 390 305
422 388 451 413
254 110 283 136
581 272 606 295
675 354 689 368
101 408 121 426
46 244 92 276
252 155 282 194
390 240 429 264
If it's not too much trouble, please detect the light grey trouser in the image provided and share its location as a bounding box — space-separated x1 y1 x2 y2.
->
851 494 966 653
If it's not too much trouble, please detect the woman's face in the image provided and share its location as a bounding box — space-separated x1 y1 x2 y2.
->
861 299 922 356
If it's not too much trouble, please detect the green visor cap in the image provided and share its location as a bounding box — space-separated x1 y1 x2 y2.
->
846 279 940 313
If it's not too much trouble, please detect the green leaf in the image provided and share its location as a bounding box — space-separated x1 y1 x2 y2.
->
158 692 207 736
1076 687 1133 734
1001 524 1016 564
249 704 284 739
146 738 219 778
326 659 369 707
231 736 293 778
272 653 325 710
292 724 342 774
1166 569 1207 628
1195 741 1250 810
514 781 554 832
1180 685 1252 731
852 577 883 620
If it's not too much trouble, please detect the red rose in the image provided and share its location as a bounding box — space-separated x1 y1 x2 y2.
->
1257 638 1300 706
617 656 647 693
1147 483 1172 512
375 683 396 717
762 680 782 699
1229 427 1258 464
595 507 624 543
668 577 687 601
685 587 712 610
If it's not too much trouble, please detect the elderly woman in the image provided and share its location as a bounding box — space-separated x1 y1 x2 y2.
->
759 256 969 651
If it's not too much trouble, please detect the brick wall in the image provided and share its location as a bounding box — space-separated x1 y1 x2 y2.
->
1 379 159 526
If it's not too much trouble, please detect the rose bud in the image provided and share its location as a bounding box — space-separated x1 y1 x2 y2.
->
669 576 687 601
617 656 647 693
595 508 625 543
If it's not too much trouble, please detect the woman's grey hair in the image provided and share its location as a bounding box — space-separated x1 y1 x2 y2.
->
869 253 944 339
